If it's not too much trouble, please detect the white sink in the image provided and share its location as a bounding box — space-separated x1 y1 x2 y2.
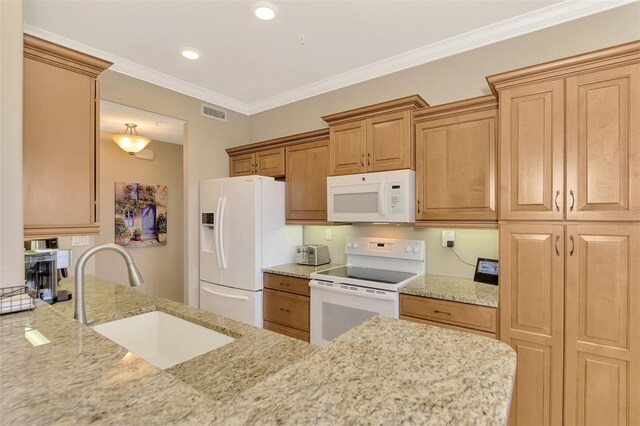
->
92 311 235 369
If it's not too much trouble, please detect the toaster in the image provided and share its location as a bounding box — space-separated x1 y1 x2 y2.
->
295 245 330 266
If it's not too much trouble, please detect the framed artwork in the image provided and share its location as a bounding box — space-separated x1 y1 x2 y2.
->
114 182 167 248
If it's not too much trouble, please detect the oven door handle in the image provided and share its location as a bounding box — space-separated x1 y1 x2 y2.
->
309 280 396 301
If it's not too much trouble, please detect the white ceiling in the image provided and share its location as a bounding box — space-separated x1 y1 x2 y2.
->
24 0 635 114
101 101 185 144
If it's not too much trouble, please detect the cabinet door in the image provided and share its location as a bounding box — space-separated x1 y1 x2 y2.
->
565 224 639 425
329 121 366 176
256 148 285 177
366 111 412 172
23 58 98 235
566 64 640 221
500 80 565 220
415 109 496 221
499 224 564 426
229 153 255 176
286 139 329 221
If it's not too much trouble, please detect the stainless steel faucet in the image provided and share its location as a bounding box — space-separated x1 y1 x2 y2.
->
74 243 143 324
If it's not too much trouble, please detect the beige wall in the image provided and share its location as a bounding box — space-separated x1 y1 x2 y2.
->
248 3 640 142
0 0 24 288
97 71 251 306
91 132 184 302
304 225 497 280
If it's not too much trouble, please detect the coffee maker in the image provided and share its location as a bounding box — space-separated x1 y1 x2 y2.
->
24 238 72 304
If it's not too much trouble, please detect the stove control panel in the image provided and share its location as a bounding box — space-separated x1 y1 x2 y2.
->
345 237 424 261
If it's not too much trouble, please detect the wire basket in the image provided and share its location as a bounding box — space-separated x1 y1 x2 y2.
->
0 285 36 315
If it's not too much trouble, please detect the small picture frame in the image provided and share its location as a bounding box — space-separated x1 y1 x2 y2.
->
474 258 499 285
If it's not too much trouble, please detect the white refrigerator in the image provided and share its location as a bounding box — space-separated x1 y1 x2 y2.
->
199 175 301 327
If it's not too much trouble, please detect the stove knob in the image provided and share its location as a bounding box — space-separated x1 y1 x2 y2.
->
347 242 353 248
412 246 420 254
405 246 411 253
353 243 359 249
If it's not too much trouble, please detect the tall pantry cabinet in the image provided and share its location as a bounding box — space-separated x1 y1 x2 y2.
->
488 41 639 426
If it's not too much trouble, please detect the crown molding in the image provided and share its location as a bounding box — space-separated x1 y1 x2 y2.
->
23 24 251 115
25 0 636 116
247 0 636 114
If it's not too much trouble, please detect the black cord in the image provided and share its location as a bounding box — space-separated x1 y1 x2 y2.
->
449 247 476 267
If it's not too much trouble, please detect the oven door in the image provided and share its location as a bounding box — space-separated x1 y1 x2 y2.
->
309 280 398 346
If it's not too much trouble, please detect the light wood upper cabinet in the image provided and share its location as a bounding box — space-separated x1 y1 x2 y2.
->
498 79 565 221
499 223 564 426
229 148 285 177
414 96 497 221
323 95 428 176
23 35 111 237
256 148 285 177
564 224 639 425
488 40 640 222
566 64 640 221
329 121 366 175
366 111 412 172
229 153 255 176
286 139 329 221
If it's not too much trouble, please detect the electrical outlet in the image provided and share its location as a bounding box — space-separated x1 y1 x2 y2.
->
325 229 332 241
72 236 90 246
441 231 455 247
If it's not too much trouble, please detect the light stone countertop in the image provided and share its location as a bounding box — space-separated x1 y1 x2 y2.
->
1 275 515 424
262 262 344 279
400 274 499 307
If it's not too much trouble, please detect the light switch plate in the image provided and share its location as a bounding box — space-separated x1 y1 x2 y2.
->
72 236 90 246
325 229 332 241
441 231 455 247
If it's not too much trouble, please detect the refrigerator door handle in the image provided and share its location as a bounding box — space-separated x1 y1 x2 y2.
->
219 196 228 269
201 286 249 301
214 196 222 268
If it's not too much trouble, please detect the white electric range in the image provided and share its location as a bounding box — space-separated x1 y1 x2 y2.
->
309 237 425 346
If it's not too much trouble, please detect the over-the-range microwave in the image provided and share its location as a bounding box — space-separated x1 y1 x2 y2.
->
327 169 415 223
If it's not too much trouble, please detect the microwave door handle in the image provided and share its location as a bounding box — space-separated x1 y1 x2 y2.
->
379 183 387 216
219 196 228 269
214 196 222 268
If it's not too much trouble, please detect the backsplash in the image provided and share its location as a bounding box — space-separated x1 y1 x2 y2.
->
303 225 498 280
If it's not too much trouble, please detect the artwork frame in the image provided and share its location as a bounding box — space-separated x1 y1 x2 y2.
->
114 182 167 248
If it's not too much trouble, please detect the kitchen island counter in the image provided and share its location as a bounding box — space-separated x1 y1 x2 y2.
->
1 276 515 424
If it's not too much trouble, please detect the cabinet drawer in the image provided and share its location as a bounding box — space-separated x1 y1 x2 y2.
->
263 288 309 331
399 315 496 339
263 273 310 296
264 320 309 342
400 294 497 333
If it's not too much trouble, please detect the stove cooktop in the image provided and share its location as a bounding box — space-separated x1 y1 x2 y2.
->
313 266 417 290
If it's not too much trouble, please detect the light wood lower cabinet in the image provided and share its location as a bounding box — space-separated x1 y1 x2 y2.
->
285 139 329 221
263 273 310 342
499 224 565 426
399 294 497 338
564 224 639 425
23 35 111 236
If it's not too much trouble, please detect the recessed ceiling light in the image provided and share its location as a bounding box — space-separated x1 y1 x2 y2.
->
254 2 277 21
181 48 201 60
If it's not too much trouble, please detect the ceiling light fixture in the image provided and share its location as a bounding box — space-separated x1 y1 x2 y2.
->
112 123 151 155
181 48 201 60
254 2 277 20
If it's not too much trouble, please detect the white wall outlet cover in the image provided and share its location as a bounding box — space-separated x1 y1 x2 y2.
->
441 231 455 247
72 236 90 246
325 229 332 241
